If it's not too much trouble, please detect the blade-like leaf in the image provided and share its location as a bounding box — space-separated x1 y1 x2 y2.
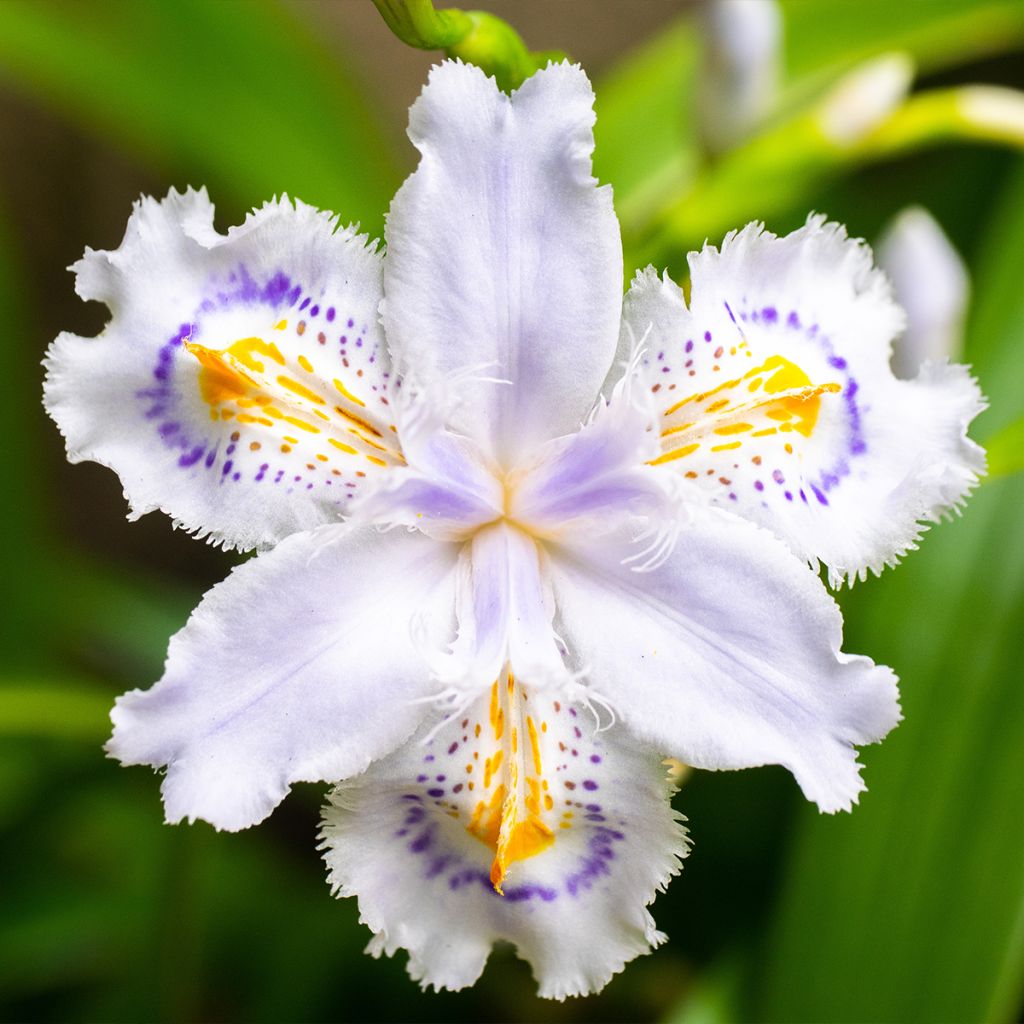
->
0 0 401 227
750 163 1024 1024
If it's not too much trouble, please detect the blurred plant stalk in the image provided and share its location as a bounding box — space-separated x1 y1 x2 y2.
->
634 52 1024 263
372 0 565 91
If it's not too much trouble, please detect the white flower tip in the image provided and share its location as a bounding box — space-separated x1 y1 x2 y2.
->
699 0 783 152
820 52 915 145
878 207 969 378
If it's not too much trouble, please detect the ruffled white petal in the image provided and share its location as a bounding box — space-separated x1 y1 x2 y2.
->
108 525 459 831
621 216 986 584
320 681 686 999
44 188 396 552
547 507 901 812
383 60 623 467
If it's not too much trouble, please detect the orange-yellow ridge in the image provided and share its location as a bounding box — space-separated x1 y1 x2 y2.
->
465 675 555 895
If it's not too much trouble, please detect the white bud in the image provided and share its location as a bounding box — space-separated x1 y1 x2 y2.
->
878 207 969 379
698 0 782 155
819 53 914 146
957 85 1024 142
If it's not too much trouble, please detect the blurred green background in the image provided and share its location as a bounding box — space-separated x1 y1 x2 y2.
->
1 1 1023 1021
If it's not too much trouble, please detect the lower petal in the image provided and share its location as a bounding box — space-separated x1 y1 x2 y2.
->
108 525 458 831
320 679 687 999
547 508 901 812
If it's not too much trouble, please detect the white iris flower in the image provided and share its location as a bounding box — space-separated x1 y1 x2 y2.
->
43 62 985 998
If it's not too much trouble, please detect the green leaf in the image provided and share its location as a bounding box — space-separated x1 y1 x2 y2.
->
0 0 401 228
985 416 1024 478
0 680 113 741
749 162 1024 1023
782 0 1024 81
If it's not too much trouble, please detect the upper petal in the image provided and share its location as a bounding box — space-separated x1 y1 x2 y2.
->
621 216 986 584
44 188 399 552
547 508 901 812
320 678 687 999
383 61 624 466
108 525 458 830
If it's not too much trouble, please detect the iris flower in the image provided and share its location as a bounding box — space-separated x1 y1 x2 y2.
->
44 62 984 998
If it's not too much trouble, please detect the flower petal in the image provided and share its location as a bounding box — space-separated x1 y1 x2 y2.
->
435 522 568 690
44 188 398 552
622 216 986 583
320 679 687 999
507 355 678 540
108 525 458 831
383 61 623 466
547 507 901 812
351 428 503 540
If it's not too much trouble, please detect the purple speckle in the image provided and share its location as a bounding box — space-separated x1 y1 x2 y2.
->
704 330 712 342
326 307 336 322
755 480 764 491
299 297 311 311
772 469 785 484
762 306 778 322
347 318 355 328
221 460 233 476
409 829 433 854
784 491 793 502
416 774 428 783
829 355 848 370
310 304 320 317
787 310 801 328
589 754 601 764
427 788 445 799
811 484 829 506
178 446 205 468
582 780 598 791
447 742 458 755
685 339 694 353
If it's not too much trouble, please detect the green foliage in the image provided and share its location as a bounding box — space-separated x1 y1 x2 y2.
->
0 0 400 229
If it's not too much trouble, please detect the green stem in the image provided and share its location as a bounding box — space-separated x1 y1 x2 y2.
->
372 0 566 92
